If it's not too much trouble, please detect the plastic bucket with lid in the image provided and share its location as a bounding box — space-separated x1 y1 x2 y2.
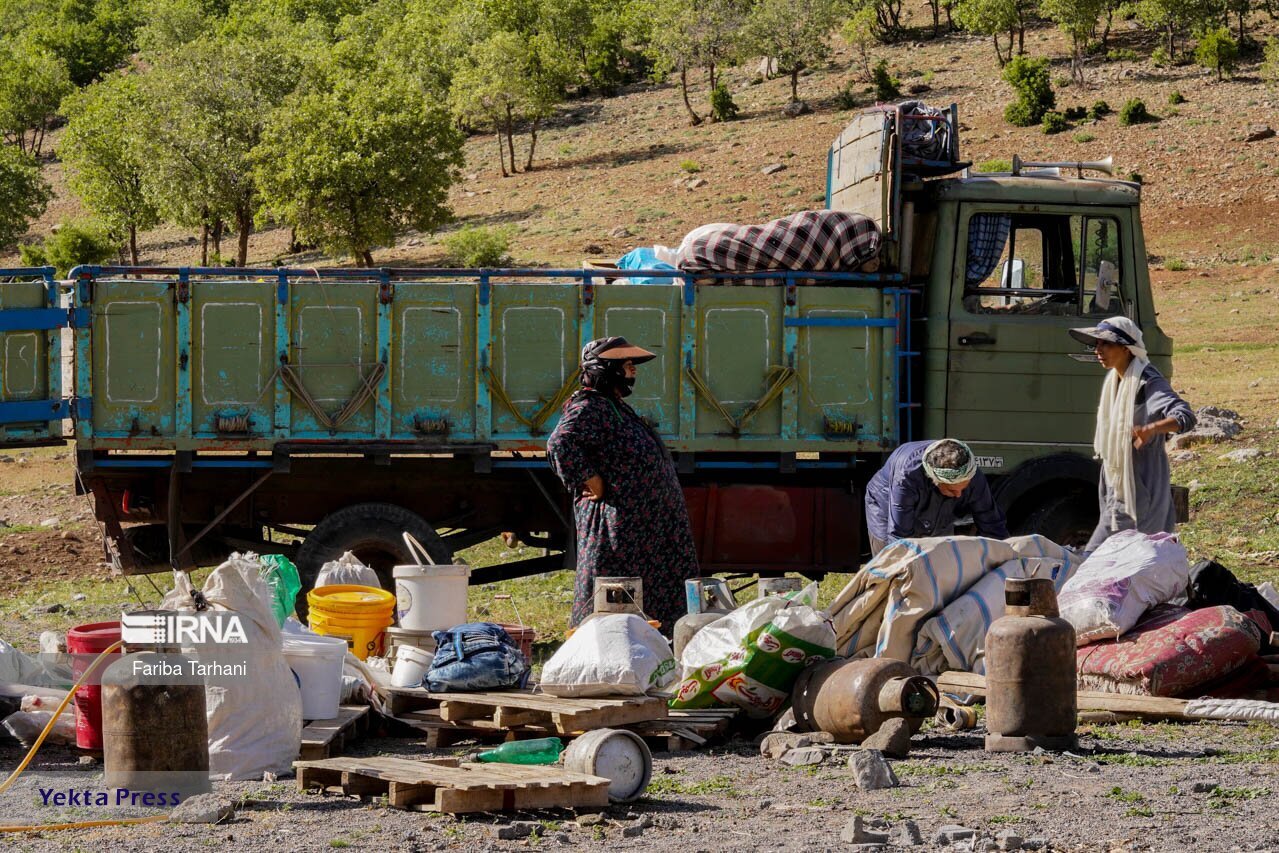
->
307 585 395 660
66 621 122 750
393 564 469 631
562 728 652 802
282 632 347 719
390 643 435 689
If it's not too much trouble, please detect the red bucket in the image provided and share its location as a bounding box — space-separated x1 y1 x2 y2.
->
66 621 121 750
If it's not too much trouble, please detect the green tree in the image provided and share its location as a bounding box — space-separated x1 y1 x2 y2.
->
641 0 749 125
134 0 218 53
0 40 72 157
0 144 51 249
1040 0 1106 83
1136 0 1224 59
450 29 570 174
953 0 1035 65
60 73 159 264
842 3 880 78
1262 36 1279 84
136 35 298 265
4 0 143 86
1195 26 1238 79
254 70 464 266
741 0 842 103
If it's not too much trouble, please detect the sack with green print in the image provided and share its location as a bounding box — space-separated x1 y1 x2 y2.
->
671 584 835 718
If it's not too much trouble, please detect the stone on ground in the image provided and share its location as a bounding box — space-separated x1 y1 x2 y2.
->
848 749 899 790
168 794 235 824
861 717 912 758
841 815 889 845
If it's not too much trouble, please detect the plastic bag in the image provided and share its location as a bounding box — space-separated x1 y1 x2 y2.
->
315 552 381 590
2 707 75 746
161 554 303 780
0 637 72 688
671 583 835 718
1058 530 1190 645
259 554 302 627
540 614 677 698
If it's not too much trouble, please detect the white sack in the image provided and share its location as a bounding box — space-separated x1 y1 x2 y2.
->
315 551 381 590
1058 530 1189 645
163 555 303 780
540 614 676 698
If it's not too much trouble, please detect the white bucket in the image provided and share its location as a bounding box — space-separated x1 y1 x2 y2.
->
283 633 347 720
390 643 435 689
393 563 470 631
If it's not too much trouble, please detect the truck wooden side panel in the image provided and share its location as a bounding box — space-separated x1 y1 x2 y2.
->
69 269 909 455
0 269 70 447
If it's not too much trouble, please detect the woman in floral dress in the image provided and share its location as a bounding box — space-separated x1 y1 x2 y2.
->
547 336 699 634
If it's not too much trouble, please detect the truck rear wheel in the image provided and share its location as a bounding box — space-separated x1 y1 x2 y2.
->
295 502 453 619
1014 492 1098 549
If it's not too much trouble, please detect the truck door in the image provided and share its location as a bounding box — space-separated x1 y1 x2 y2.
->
0 268 78 447
945 206 1137 459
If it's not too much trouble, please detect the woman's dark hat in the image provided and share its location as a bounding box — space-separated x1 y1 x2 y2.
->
1068 320 1138 348
580 336 656 365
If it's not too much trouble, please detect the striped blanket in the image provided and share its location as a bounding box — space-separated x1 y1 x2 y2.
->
826 534 1081 666
676 210 881 277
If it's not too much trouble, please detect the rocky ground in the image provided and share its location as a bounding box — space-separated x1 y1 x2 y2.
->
2 714 1277 852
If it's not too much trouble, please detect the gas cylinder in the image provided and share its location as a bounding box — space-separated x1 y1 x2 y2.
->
791 658 939 744
673 610 729 659
101 651 211 797
984 577 1078 753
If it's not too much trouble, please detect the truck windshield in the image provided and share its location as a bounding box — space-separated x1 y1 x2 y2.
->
962 212 1127 317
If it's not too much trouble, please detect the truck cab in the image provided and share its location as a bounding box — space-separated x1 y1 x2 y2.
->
828 104 1177 544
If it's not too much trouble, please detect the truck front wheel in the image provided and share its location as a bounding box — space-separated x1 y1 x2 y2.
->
1013 492 1098 549
295 502 453 618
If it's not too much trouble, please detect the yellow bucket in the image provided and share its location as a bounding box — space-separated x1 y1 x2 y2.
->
308 585 396 660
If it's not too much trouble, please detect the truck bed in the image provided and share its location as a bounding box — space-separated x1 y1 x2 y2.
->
65 266 913 456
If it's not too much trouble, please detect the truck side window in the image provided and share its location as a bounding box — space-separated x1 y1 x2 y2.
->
1074 215 1127 317
962 213 1079 315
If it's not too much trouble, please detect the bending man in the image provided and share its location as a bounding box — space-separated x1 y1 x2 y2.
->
864 438 1009 555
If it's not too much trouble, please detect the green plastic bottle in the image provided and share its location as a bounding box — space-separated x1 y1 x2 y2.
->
475 737 564 765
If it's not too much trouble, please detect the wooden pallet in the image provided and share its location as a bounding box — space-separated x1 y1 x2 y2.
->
625 708 741 751
393 706 740 752
299 706 372 761
384 688 667 733
295 755 610 813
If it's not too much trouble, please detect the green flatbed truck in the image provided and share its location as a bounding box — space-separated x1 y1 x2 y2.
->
0 106 1183 590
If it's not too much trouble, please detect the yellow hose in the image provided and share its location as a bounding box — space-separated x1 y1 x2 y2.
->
0 640 173 834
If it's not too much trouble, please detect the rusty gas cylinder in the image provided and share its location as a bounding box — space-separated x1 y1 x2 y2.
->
101 651 211 797
984 577 1078 753
791 658 939 744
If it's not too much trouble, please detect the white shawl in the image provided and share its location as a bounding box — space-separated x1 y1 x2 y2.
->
1095 354 1148 526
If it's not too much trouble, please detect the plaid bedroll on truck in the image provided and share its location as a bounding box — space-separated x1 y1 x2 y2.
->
676 210 881 276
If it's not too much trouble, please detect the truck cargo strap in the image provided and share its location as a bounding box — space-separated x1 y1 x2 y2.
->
482 365 582 435
277 361 386 431
685 365 795 436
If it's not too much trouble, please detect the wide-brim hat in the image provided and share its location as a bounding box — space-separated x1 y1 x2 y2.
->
1068 320 1140 348
581 336 656 364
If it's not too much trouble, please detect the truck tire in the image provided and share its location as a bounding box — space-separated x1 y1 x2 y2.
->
295 503 453 619
1013 492 1098 549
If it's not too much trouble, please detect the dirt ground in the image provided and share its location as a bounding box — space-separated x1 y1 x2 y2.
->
2 714 1277 852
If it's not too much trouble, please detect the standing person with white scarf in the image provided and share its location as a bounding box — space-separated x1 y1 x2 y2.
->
1068 316 1196 552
